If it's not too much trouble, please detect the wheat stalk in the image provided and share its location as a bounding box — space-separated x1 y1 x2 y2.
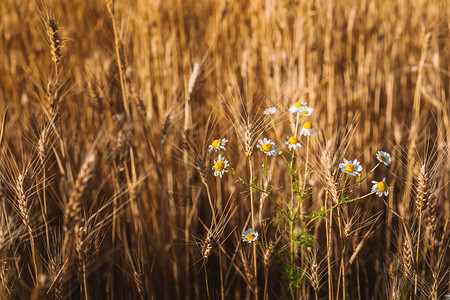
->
50 258 63 300
414 164 429 296
15 173 40 281
133 271 144 300
415 165 428 214
402 239 413 281
45 17 62 75
63 153 96 273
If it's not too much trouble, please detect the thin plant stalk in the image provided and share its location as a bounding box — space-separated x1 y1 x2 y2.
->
414 213 422 297
289 220 295 298
288 114 301 297
83 263 89 300
326 198 334 300
203 184 216 226
216 177 225 300
340 244 346 300
204 266 210 299
106 2 130 117
298 135 310 214
249 158 258 299
338 174 348 299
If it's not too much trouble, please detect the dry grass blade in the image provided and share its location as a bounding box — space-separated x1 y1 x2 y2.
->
0 108 7 150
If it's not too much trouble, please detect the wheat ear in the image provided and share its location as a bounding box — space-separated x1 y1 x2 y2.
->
63 153 96 273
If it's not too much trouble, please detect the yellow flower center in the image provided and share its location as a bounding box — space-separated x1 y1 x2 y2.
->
262 143 273 152
303 121 313 129
211 139 221 148
376 181 388 192
344 163 355 172
288 136 298 145
379 155 387 162
301 110 309 115
214 161 225 171
294 102 302 108
246 233 255 241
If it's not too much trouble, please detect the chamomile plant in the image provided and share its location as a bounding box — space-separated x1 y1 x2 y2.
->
209 102 393 298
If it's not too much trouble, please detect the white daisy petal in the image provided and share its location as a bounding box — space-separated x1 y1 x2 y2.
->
289 103 313 116
289 102 307 114
263 107 277 115
257 138 278 156
300 121 315 136
376 151 391 166
208 138 228 152
242 228 258 243
297 105 313 116
339 158 363 176
212 154 229 178
285 136 301 151
371 178 392 197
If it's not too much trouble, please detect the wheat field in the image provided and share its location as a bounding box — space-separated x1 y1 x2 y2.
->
0 0 449 299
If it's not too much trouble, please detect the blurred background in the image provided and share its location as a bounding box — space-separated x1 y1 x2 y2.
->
0 0 448 299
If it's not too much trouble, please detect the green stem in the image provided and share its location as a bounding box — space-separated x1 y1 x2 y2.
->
297 135 310 215
230 169 267 194
264 154 268 177
350 163 380 193
341 174 349 202
289 220 295 298
299 192 375 236
248 159 258 299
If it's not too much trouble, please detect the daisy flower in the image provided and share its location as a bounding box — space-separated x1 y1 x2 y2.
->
285 136 302 151
289 102 313 116
263 107 277 115
212 155 229 178
339 158 363 176
289 102 307 113
208 138 228 152
371 178 392 197
298 105 313 116
376 151 391 166
300 121 315 136
257 138 278 156
242 228 258 243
